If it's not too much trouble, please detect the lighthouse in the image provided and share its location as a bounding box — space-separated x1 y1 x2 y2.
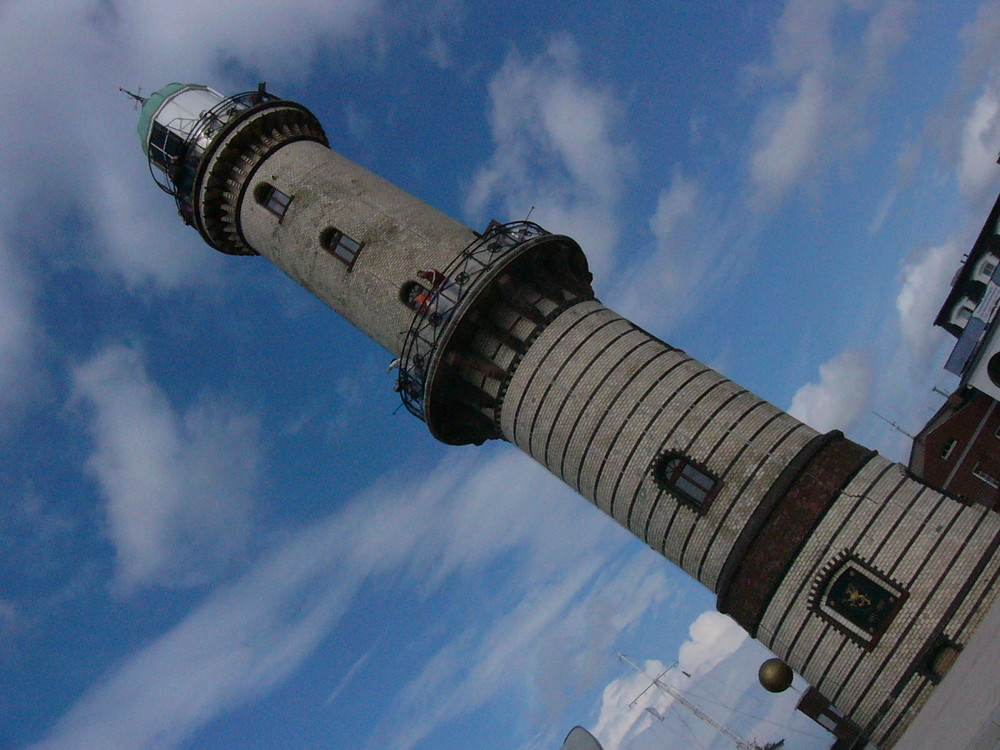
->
136 82 1000 748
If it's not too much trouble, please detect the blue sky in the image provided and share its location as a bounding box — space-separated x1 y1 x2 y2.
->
2 1 999 749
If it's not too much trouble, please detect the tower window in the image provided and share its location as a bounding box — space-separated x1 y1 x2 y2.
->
652 453 720 511
320 227 363 269
400 281 432 312
254 182 292 220
148 122 185 171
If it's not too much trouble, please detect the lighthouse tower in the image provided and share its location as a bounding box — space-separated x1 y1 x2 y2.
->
137 83 1000 748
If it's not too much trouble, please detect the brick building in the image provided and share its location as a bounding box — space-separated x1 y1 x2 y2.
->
909 388 1000 510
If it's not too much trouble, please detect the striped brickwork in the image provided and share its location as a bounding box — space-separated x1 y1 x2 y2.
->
499 300 819 590
497 299 1000 747
756 452 1000 747
181 96 1000 747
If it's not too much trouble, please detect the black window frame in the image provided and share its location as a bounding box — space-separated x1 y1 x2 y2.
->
254 182 292 221
652 452 720 512
400 280 431 311
320 227 364 270
148 121 185 171
940 438 958 460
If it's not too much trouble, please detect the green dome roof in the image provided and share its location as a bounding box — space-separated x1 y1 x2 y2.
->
136 82 190 154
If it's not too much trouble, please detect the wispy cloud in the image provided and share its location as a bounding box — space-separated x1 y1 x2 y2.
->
28 506 363 750
957 86 1000 198
788 349 872 433
465 35 633 280
745 0 915 209
71 344 261 590
371 547 672 750
32 442 669 750
0 237 37 418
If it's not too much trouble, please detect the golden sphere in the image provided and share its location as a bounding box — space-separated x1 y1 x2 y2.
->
758 658 793 693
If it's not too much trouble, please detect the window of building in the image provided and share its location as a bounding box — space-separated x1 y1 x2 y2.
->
254 182 292 220
975 254 999 283
320 227 363 269
972 462 999 488
148 121 185 171
940 438 958 460
652 453 720 511
951 299 976 328
400 281 432 312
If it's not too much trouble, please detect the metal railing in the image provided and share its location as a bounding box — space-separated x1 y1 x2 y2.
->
397 220 548 420
148 90 279 216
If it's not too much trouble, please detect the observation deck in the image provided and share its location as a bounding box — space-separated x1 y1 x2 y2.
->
398 220 594 445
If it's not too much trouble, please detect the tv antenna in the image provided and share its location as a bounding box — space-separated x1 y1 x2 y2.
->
119 87 147 109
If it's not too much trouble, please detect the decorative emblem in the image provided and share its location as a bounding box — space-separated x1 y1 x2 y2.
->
809 551 907 649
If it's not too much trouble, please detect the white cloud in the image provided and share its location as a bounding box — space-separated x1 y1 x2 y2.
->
0 238 37 417
746 0 915 209
591 658 671 750
750 71 828 206
590 612 747 750
607 169 705 328
592 630 829 750
0 0 388 292
71 345 261 590
650 171 700 242
31 445 671 750
896 241 964 367
678 611 747 679
957 86 1000 198
465 35 632 279
788 349 872 433
607 168 760 337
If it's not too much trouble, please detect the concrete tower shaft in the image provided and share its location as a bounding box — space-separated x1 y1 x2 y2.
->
139 84 1000 748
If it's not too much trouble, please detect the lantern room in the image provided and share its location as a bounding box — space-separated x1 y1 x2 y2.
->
135 82 276 220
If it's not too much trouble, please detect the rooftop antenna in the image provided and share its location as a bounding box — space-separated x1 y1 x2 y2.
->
872 411 915 440
932 386 951 399
525 205 535 222
616 652 784 750
119 87 147 109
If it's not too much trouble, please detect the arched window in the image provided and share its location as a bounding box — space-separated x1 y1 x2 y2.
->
254 182 292 220
400 281 431 312
320 226 363 269
652 453 720 511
